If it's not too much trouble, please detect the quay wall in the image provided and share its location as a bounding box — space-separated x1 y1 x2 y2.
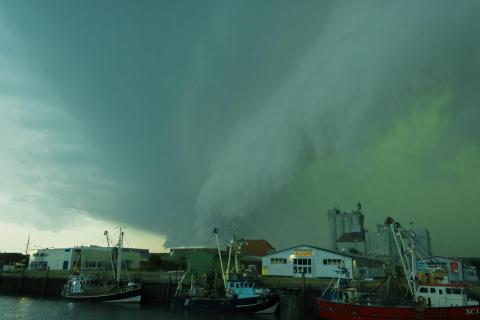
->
0 271 179 306
5 273 477 320
0 272 318 319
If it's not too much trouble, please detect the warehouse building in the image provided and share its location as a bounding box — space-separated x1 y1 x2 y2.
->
261 244 384 280
28 246 149 271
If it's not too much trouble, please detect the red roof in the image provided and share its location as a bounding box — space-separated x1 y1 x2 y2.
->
241 240 275 257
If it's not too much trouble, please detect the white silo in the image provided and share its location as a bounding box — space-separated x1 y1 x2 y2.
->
327 208 338 250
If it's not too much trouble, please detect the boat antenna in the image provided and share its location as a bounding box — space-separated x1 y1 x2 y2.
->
213 228 227 288
25 234 30 256
104 230 110 247
116 227 125 284
229 220 245 273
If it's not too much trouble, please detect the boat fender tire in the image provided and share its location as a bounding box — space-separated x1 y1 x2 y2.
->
417 296 426 304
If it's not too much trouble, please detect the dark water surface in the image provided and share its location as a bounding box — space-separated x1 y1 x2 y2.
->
0 295 277 320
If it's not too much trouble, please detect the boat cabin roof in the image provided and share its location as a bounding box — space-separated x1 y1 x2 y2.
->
418 283 468 288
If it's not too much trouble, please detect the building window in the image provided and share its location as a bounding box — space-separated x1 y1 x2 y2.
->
323 259 341 266
270 257 287 264
293 258 312 274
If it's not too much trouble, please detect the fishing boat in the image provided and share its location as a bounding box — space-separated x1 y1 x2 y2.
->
61 228 142 303
317 217 479 320
174 228 279 313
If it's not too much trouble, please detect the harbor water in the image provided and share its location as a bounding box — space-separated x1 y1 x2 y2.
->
0 295 277 320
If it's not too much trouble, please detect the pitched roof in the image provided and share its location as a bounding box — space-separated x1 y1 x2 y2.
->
263 244 383 263
241 240 275 257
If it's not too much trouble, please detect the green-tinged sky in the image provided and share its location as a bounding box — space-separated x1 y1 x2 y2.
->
0 0 479 255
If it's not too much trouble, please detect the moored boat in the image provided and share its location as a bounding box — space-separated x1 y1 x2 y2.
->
317 218 479 320
175 274 280 313
174 228 279 314
61 228 142 303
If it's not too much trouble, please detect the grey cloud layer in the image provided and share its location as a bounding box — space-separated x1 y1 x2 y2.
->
1 1 479 255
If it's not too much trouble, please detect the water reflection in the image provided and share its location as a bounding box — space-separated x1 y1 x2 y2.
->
0 295 276 320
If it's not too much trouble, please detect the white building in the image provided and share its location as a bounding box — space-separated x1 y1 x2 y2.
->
29 248 75 271
261 244 384 280
29 246 149 271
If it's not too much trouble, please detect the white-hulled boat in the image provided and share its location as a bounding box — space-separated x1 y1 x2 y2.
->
61 228 142 303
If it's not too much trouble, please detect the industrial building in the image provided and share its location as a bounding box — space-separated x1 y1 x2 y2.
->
366 224 432 262
28 246 149 271
261 244 384 280
327 204 432 262
327 204 367 255
0 253 28 272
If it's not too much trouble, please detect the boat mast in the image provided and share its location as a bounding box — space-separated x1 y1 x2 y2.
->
230 221 245 274
226 240 233 281
387 218 417 299
104 230 116 280
117 227 123 284
213 228 227 288
410 231 418 294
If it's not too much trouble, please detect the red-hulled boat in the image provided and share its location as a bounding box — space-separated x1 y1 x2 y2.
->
317 218 480 320
318 287 480 320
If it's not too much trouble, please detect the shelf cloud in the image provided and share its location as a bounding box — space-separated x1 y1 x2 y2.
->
1 1 479 255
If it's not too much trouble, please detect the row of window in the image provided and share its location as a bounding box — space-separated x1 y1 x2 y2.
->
323 259 342 265
418 287 463 295
270 258 344 266
228 282 255 288
294 266 312 274
83 261 131 269
271 258 287 264
294 258 311 265
33 252 48 257
30 261 48 270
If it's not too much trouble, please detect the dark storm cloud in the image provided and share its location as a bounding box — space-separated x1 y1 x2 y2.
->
1 1 479 255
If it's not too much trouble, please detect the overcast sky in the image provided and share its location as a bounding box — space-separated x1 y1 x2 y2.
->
1 1 479 256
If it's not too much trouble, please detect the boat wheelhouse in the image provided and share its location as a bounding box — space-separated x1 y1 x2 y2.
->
415 283 478 307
